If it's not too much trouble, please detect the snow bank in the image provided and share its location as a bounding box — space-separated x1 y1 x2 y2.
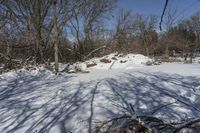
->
86 53 153 70
65 53 153 72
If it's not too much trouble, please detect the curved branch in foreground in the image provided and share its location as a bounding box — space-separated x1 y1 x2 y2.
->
159 0 169 31
93 114 200 133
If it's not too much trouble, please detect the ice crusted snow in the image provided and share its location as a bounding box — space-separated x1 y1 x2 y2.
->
0 57 200 132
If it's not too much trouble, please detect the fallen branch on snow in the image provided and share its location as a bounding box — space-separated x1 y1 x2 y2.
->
84 45 108 60
93 102 200 133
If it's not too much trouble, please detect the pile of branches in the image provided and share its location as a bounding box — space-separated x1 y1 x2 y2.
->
0 53 23 73
93 115 200 133
0 53 39 74
0 52 57 74
93 104 200 133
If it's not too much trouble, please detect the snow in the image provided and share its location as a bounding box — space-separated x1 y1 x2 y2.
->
85 53 153 70
0 58 200 132
65 53 153 72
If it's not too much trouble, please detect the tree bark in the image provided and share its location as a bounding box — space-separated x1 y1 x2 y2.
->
52 0 59 74
35 0 42 63
165 44 169 57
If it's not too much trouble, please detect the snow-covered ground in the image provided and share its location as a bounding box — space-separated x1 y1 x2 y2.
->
0 55 200 133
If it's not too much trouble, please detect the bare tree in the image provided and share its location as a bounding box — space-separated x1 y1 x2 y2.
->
1 0 52 63
178 20 196 63
189 11 200 54
164 8 178 57
134 14 158 56
82 0 116 53
69 0 117 60
114 9 134 52
51 0 59 74
0 3 8 29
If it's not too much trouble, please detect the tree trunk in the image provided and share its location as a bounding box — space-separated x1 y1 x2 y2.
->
52 0 59 74
143 33 149 57
146 47 149 57
189 53 193 63
6 40 10 57
35 29 41 62
165 43 169 57
35 0 42 63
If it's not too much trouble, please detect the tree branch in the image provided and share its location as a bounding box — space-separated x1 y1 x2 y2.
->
160 0 169 31
173 118 200 133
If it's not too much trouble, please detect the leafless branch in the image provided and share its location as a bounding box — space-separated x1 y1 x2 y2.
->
160 0 169 31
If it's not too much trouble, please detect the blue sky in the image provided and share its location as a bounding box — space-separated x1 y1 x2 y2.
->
117 0 200 18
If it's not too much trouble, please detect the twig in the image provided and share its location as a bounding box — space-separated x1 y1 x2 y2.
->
151 101 176 115
109 61 115 70
95 115 131 130
173 118 200 133
161 92 200 112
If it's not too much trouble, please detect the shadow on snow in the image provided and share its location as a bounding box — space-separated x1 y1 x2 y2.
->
0 70 200 133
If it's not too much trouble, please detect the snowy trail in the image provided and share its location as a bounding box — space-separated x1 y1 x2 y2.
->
0 63 200 133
